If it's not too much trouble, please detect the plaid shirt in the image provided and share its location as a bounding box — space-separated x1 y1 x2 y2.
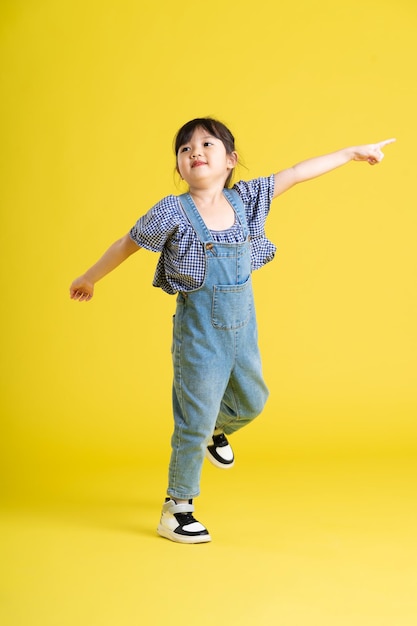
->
129 175 276 294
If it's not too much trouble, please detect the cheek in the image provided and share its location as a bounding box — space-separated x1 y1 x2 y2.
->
176 158 187 179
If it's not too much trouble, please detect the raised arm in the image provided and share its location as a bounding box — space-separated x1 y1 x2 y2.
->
70 233 141 301
273 139 396 198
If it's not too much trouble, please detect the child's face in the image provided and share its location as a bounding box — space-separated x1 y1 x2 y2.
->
176 126 237 187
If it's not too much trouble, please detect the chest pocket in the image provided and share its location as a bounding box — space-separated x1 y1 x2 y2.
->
211 276 252 330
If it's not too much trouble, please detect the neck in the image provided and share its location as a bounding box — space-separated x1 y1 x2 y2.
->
188 182 227 206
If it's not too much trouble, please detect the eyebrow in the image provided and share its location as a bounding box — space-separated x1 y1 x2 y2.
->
181 134 217 145
177 133 221 154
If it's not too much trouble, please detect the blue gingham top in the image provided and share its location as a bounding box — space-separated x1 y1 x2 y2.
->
129 175 276 294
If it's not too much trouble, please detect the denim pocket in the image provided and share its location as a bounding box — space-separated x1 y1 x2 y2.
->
211 276 252 330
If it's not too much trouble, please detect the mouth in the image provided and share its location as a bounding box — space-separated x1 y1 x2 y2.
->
191 160 207 168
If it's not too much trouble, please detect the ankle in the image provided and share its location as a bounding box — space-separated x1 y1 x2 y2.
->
167 497 190 505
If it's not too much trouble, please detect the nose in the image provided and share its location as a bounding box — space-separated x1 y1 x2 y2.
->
191 148 202 159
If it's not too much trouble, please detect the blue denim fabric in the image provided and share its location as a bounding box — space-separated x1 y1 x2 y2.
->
168 190 269 499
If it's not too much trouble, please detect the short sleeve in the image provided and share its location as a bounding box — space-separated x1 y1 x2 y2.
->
129 195 182 252
233 175 277 269
233 175 275 233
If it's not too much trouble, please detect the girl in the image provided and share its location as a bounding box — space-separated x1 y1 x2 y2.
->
70 118 394 544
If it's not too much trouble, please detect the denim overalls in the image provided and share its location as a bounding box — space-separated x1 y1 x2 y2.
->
168 189 269 500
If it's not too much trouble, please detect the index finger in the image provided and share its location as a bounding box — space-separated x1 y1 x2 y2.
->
378 138 396 148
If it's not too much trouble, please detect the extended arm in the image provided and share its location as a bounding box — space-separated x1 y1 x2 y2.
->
273 139 396 198
70 233 141 301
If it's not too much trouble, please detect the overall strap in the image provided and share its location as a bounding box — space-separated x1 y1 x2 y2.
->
222 188 249 239
179 188 249 243
179 193 212 243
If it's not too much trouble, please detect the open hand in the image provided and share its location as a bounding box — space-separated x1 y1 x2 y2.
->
353 138 396 165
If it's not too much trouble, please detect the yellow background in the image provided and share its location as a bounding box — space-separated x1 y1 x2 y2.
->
1 1 416 624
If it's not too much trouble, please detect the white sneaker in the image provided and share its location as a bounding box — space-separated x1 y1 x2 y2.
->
205 430 235 469
157 499 211 544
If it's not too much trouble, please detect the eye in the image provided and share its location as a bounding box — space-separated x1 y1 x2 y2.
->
204 142 213 147
180 146 191 153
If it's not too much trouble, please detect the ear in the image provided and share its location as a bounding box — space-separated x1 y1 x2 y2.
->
227 151 238 169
